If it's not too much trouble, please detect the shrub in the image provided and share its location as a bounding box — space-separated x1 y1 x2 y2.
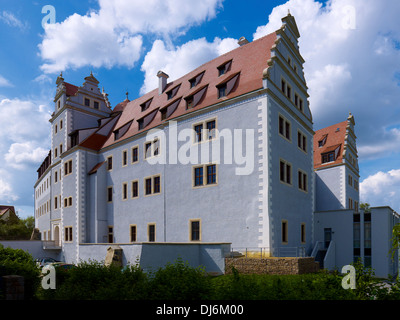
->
0 244 41 299
148 258 212 300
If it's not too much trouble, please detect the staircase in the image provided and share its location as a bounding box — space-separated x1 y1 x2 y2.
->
315 249 327 269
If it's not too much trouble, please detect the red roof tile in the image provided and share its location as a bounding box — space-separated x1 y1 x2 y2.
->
64 82 79 96
95 32 277 150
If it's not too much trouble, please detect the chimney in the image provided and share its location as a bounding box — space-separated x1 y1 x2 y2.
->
157 71 169 95
238 37 249 46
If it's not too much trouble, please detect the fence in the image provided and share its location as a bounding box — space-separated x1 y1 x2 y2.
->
229 247 306 258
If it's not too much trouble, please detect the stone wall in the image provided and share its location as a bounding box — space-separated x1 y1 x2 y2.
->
225 257 319 275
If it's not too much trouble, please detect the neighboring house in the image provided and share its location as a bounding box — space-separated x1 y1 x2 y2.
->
0 206 18 221
314 113 360 212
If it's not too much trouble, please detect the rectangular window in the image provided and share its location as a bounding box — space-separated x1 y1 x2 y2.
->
282 220 288 244
298 170 307 192
84 98 90 107
349 198 353 209
108 226 113 243
194 124 203 143
131 180 138 198
280 160 291 185
148 224 156 242
144 142 151 159
297 131 307 152
194 167 203 187
206 120 216 140
190 220 201 241
144 139 160 159
130 225 137 243
286 85 291 100
218 84 226 98
206 164 217 185
107 186 113 202
348 175 353 186
54 196 58 209
132 146 138 163
64 160 73 176
322 152 335 163
301 223 306 244
193 164 217 187
107 156 113 171
122 150 128 166
278 115 291 141
153 176 161 194
122 183 128 200
145 178 152 195
281 79 286 93
65 227 73 242
94 101 99 109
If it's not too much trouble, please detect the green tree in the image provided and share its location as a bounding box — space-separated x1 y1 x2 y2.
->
0 215 35 240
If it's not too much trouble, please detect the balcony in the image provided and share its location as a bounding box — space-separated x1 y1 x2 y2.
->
42 240 61 250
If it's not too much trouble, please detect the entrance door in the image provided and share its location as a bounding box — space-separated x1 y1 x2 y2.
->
324 228 332 249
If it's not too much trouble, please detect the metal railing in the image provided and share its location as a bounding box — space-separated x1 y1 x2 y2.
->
229 247 306 258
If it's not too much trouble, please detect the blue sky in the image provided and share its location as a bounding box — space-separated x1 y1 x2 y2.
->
0 0 400 218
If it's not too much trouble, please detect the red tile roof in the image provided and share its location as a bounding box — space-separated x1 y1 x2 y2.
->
79 32 277 151
64 82 79 96
314 120 348 169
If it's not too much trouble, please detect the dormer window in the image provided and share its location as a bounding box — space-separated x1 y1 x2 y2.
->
318 135 327 147
140 98 153 112
216 72 240 99
189 71 205 88
217 60 232 76
185 85 208 109
166 84 180 100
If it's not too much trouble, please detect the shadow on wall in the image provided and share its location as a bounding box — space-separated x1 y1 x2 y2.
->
315 174 343 211
139 243 230 275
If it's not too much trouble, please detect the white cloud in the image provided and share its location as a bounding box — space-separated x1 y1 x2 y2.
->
0 75 13 87
5 142 49 170
39 0 223 74
0 11 28 30
140 37 238 94
0 169 19 202
360 169 400 211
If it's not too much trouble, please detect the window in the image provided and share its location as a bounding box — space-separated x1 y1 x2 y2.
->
206 120 216 140
65 226 73 242
348 175 353 187
193 118 217 143
281 220 288 244
280 160 292 185
64 160 72 176
193 164 217 187
107 156 113 171
297 131 307 152
130 225 137 242
166 84 180 100
144 138 160 159
140 98 153 112
354 180 359 191
353 214 361 262
122 150 128 166
55 171 58 183
364 213 371 267
322 152 335 163
349 198 353 209
301 223 306 244
189 72 204 88
217 60 232 76
108 226 114 243
281 79 286 93
148 224 156 242
132 146 138 163
94 101 99 109
194 124 203 143
298 170 307 192
194 167 203 187
64 197 72 208
278 115 291 141
286 84 291 100
54 147 58 158
107 186 113 202
60 120 63 129
318 135 327 147
190 220 201 241
144 175 161 196
84 98 90 107
54 196 58 209
217 84 226 98
122 183 128 200
131 180 139 198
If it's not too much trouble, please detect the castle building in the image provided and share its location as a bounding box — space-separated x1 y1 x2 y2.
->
34 14 315 263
